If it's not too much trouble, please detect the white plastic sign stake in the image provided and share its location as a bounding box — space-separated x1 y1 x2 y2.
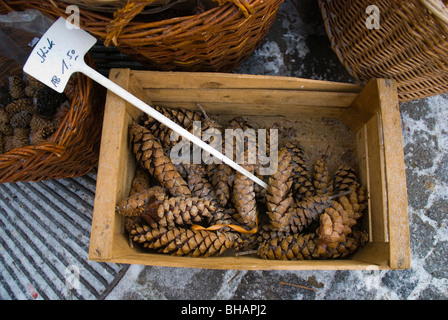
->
24 17 268 189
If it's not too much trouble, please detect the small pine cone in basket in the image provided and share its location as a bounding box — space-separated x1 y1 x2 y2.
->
9 76 26 100
10 111 32 128
5 98 36 116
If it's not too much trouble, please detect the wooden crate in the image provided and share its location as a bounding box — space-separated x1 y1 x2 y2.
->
88 69 411 270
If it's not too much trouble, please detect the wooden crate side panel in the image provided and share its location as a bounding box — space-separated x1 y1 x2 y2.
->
366 114 388 242
340 79 381 132
133 71 362 93
142 88 358 108
95 253 390 271
89 68 133 261
145 102 347 118
378 79 411 269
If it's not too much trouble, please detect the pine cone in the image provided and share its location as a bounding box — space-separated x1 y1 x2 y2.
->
129 224 242 257
317 199 355 243
257 230 365 260
184 163 217 200
129 122 191 197
116 186 167 217
0 123 13 136
211 164 234 207
232 165 258 230
25 75 45 91
284 141 315 201
265 147 294 231
3 129 29 152
10 111 32 128
333 165 359 194
313 158 333 195
52 101 71 129
63 75 78 101
5 98 35 115
9 76 26 99
141 196 218 229
130 167 152 196
29 114 56 144
140 105 202 149
0 133 3 154
34 86 67 118
257 232 320 260
0 109 10 124
0 87 12 108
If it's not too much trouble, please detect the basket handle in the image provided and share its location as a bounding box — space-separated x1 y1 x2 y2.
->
104 0 253 46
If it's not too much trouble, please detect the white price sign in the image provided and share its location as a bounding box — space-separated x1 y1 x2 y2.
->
23 17 268 189
24 18 96 93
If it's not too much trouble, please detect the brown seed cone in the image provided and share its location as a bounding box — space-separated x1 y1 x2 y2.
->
129 123 191 197
0 133 3 154
140 105 203 149
285 193 342 234
232 165 258 230
123 216 143 233
317 199 355 243
3 129 29 152
0 122 13 136
130 167 152 196
141 196 218 229
265 147 294 231
52 101 71 129
131 224 242 257
9 76 26 99
257 230 366 260
284 141 315 201
313 158 333 195
63 75 78 101
184 163 217 200
211 164 234 207
333 165 359 194
116 186 167 217
26 75 45 91
315 230 369 259
10 111 32 128
5 98 35 116
0 109 10 124
240 223 291 251
257 232 320 260
29 114 56 145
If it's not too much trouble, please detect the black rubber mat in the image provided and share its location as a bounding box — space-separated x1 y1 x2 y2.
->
0 171 128 300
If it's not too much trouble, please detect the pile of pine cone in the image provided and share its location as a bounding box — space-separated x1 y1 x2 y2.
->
0 74 74 154
117 106 369 260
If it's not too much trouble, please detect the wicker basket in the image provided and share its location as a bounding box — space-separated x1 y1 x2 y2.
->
0 6 104 183
59 0 184 14
6 0 285 72
319 0 448 102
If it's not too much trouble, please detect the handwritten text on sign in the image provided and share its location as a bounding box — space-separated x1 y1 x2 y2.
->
23 17 97 94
